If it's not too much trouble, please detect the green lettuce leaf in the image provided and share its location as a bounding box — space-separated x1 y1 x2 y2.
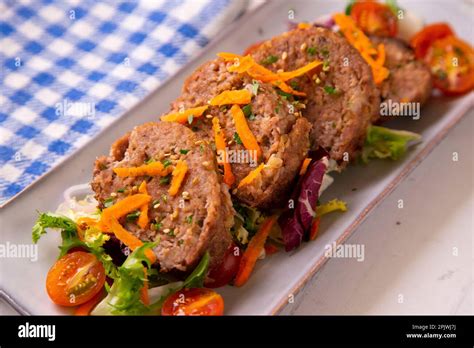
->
98 242 157 315
361 125 421 163
32 212 117 277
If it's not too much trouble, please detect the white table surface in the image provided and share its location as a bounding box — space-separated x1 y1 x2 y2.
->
1 0 472 316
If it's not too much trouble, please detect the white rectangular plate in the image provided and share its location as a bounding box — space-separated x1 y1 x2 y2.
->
1 0 472 315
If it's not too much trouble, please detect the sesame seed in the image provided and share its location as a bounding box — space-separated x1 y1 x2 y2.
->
110 192 117 197
206 114 213 119
300 42 307 51
163 228 170 234
153 203 160 209
282 51 288 60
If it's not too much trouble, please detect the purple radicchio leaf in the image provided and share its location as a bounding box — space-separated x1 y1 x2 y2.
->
278 156 329 251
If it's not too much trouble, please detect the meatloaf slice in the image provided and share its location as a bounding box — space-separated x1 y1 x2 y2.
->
91 122 234 272
250 26 380 164
169 58 312 210
370 36 432 107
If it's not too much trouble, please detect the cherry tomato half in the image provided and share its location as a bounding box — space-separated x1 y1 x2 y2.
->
410 23 454 60
46 251 106 307
161 288 224 316
204 243 242 288
351 1 398 37
425 36 474 96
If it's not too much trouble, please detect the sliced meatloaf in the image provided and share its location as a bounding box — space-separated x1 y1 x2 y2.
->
91 122 234 272
370 36 432 106
249 26 380 164
169 58 312 210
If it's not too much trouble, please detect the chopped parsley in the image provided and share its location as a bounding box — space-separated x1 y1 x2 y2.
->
159 175 171 185
307 46 317 56
162 159 172 168
185 215 193 224
145 157 155 164
233 132 243 145
117 187 126 193
321 48 330 58
178 239 184 246
289 80 300 90
126 211 141 222
248 114 256 121
167 229 175 237
242 104 252 118
104 197 115 208
180 149 190 155
324 86 337 95
260 55 278 65
151 221 162 230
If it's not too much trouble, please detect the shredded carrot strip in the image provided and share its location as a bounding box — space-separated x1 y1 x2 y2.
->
168 160 188 196
299 158 312 176
161 105 209 124
237 163 265 188
113 162 170 178
107 216 156 263
277 60 322 81
234 216 277 287
230 105 262 159
137 181 149 229
209 89 252 105
298 22 312 30
333 14 389 84
227 54 255 73
275 80 307 96
218 52 318 96
212 117 235 187
219 52 320 82
100 194 151 231
74 289 105 316
309 217 321 241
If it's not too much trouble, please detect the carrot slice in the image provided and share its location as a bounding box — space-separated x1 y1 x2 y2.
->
137 181 149 229
168 160 188 196
299 158 312 176
113 162 170 178
234 216 277 287
74 289 105 316
212 117 235 187
237 163 265 188
230 105 262 159
209 89 252 106
161 105 209 124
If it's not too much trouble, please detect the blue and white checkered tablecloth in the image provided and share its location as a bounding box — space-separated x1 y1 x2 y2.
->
0 0 248 206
